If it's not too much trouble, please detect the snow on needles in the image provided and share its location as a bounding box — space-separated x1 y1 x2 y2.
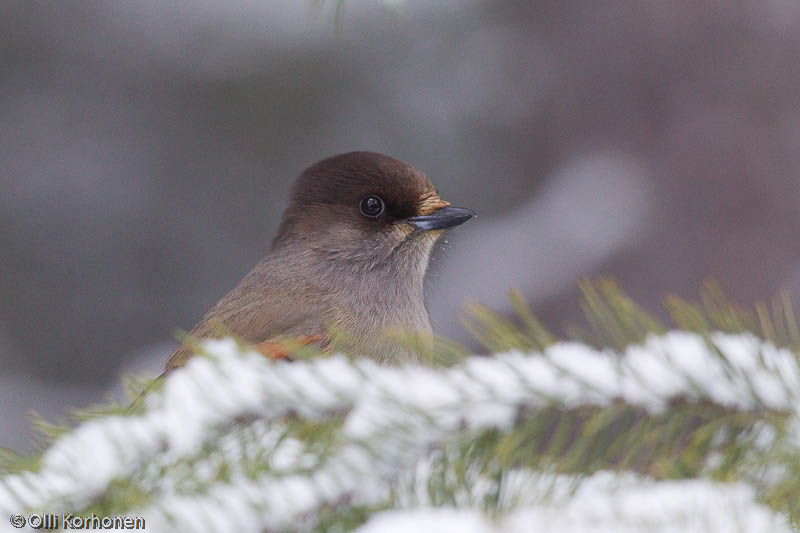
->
357 475 791 533
0 331 797 532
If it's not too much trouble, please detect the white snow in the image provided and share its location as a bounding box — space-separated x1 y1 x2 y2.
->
358 475 792 533
0 332 797 532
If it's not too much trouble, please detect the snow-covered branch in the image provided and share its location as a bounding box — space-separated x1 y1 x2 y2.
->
1 331 797 531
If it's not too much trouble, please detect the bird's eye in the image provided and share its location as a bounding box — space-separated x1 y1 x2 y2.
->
359 195 385 218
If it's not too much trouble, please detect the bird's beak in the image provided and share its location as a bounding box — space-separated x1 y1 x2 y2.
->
405 205 476 232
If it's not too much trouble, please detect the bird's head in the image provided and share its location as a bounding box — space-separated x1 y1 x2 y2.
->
273 152 475 273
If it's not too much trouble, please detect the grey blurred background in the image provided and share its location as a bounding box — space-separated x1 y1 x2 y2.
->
3 0 800 451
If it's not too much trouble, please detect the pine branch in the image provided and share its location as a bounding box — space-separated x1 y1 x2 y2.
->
1 281 799 531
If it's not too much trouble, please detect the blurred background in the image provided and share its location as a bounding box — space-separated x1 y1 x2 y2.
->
3 0 800 451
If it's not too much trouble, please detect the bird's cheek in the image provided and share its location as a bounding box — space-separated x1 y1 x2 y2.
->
422 229 446 246
392 223 416 240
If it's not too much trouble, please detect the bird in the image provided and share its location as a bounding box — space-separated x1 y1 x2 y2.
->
164 151 475 372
